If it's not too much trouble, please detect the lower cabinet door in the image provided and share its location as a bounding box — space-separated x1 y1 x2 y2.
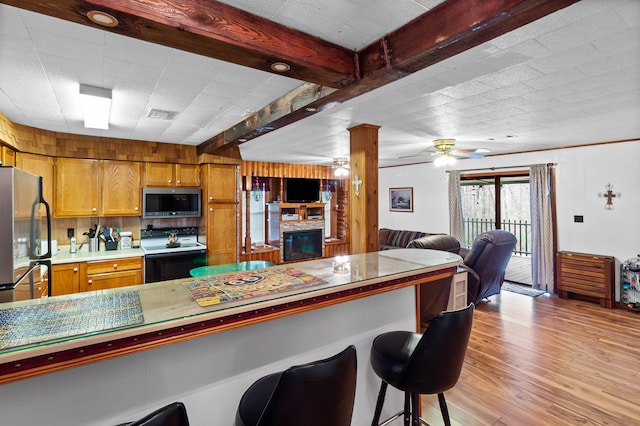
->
84 270 142 292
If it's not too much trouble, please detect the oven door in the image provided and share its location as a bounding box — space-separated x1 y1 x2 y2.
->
144 249 207 283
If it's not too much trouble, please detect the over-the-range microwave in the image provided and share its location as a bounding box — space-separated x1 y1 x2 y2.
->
142 187 202 219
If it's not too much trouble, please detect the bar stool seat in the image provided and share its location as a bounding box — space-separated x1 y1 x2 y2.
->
370 304 474 426
116 402 189 426
235 345 357 426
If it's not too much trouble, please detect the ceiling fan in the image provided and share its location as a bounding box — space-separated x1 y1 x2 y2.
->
402 139 490 166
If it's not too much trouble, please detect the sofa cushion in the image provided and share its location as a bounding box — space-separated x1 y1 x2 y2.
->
406 234 461 254
387 230 427 248
379 228 393 246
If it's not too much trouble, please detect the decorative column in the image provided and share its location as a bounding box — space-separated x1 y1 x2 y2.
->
348 124 380 254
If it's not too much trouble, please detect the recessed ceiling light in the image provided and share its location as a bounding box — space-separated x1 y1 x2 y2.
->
305 107 317 112
270 62 290 72
87 10 119 27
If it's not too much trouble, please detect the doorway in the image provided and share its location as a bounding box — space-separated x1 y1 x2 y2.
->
460 172 532 285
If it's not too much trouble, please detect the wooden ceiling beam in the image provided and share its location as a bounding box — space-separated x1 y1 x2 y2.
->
0 0 357 88
198 0 579 154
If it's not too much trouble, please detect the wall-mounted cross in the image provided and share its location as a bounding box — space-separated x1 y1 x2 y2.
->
352 174 363 196
598 183 621 210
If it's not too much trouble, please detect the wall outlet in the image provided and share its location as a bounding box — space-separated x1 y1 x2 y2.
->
574 215 584 223
67 228 75 238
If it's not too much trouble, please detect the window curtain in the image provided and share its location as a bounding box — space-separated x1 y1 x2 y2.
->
448 170 464 244
530 164 554 292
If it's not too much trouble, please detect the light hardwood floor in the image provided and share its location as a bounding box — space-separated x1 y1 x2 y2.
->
420 290 640 425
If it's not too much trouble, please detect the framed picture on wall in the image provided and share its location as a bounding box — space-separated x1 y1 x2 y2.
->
389 187 413 212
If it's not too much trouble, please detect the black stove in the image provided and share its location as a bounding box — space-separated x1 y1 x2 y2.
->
141 227 207 283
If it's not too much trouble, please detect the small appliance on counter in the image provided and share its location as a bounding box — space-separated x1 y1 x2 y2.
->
120 232 133 249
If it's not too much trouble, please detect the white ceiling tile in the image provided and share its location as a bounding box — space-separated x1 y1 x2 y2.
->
29 28 104 66
438 80 495 99
536 8 630 53
104 33 170 70
0 6 29 38
615 0 640 28
477 64 544 89
528 44 604 75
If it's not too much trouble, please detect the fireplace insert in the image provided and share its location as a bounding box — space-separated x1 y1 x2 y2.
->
283 229 323 261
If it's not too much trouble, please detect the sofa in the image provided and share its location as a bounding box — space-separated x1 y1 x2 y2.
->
379 228 461 254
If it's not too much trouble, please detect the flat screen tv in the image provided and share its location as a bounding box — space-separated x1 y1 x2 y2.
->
285 178 320 203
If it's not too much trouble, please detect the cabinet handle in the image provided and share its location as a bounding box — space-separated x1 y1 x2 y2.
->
209 196 213 201
92 207 97 212
73 267 78 272
209 207 213 211
88 280 93 285
113 264 118 269
168 179 172 183
177 180 181 184
135 207 139 211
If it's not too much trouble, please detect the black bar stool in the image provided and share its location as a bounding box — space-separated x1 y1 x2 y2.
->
116 402 189 426
370 304 474 426
235 345 357 426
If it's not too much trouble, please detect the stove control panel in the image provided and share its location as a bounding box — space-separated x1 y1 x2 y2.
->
140 226 198 239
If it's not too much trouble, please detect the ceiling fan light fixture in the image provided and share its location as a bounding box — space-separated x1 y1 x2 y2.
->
433 155 456 167
333 157 349 176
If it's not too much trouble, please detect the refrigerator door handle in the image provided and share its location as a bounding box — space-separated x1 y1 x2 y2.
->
29 176 52 261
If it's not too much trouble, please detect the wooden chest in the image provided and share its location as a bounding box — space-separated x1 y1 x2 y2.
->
556 251 615 308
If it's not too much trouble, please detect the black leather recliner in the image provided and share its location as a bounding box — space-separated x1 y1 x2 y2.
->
406 234 463 331
462 230 517 304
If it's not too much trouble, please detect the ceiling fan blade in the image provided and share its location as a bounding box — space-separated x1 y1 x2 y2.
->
399 150 437 159
454 152 486 159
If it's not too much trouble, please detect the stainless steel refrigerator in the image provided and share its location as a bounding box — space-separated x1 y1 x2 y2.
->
0 166 52 302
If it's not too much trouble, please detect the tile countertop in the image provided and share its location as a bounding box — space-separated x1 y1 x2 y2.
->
49 246 144 264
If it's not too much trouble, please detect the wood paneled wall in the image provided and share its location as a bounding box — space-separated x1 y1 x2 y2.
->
0 112 244 165
241 160 337 179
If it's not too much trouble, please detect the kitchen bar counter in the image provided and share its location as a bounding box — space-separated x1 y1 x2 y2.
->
0 249 462 425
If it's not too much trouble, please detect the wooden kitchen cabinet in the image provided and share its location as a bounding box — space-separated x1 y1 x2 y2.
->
144 163 200 187
51 263 82 296
1 145 16 166
16 153 54 209
84 257 143 292
54 158 142 217
202 164 238 265
101 160 142 216
51 257 142 295
54 158 100 217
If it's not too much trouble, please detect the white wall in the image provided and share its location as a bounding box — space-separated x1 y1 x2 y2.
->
379 140 640 294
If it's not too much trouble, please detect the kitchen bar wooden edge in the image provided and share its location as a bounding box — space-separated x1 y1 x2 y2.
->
0 266 457 385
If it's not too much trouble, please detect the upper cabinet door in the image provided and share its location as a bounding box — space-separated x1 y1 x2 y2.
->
16 152 54 210
101 160 141 216
144 162 175 187
144 163 200 187
175 164 200 187
1 146 16 166
54 158 100 217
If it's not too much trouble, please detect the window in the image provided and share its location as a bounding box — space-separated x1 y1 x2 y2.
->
460 173 531 255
